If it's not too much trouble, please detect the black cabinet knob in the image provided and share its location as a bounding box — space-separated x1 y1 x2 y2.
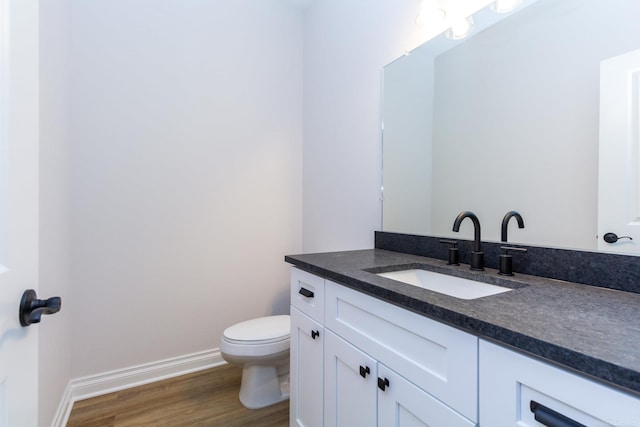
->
377 377 389 391
311 330 320 340
359 365 370 378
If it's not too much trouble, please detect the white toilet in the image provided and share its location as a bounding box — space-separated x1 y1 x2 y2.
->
220 314 291 409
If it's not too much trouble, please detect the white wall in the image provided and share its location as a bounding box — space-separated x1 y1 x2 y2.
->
39 0 72 424
70 0 303 377
302 0 428 252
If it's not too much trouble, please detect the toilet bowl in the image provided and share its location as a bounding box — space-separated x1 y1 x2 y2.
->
220 315 290 409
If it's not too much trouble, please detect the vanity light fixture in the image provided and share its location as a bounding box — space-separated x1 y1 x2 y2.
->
446 15 474 40
416 0 479 41
490 0 523 14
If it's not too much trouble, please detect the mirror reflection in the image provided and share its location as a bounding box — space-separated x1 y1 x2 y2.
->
382 0 640 253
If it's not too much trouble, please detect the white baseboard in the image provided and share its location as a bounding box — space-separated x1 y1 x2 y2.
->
52 348 225 427
51 382 72 427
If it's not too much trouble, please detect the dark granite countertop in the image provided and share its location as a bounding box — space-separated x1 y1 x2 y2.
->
285 249 640 396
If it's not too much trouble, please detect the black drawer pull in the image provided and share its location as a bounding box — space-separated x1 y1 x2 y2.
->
530 401 585 427
377 377 389 391
359 365 370 378
311 330 320 340
298 287 314 298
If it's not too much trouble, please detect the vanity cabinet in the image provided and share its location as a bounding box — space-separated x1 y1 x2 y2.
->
289 260 640 426
290 267 478 426
479 340 640 426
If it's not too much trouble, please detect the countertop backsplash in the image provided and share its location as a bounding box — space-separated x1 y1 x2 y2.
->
375 231 640 295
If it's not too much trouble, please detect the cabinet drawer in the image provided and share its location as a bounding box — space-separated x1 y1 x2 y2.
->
291 267 325 323
325 281 478 422
480 340 640 426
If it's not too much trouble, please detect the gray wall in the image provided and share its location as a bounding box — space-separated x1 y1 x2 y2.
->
69 0 303 377
302 0 429 252
39 1 72 424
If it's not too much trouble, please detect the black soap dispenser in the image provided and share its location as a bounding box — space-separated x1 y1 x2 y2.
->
499 246 527 276
440 239 460 266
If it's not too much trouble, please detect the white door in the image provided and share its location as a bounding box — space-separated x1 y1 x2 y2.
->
598 48 640 253
0 0 40 425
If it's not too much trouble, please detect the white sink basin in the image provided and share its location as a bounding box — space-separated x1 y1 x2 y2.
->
376 269 512 300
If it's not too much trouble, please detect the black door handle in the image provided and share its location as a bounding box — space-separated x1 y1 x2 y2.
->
530 401 585 427
377 377 389 391
311 330 320 339
603 232 632 243
298 287 314 298
19 289 62 327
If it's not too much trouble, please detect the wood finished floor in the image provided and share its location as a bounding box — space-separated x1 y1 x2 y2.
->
66 364 289 426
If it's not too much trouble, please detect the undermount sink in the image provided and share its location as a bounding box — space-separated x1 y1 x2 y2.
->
376 269 512 300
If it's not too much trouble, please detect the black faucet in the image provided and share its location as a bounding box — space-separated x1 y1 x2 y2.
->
452 211 484 271
501 211 525 242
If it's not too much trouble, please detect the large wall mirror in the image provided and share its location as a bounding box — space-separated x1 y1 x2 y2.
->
382 0 640 254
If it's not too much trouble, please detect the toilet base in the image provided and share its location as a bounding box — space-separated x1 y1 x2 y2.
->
239 364 290 409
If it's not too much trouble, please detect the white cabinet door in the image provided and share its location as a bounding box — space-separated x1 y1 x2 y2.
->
480 340 640 426
291 307 324 427
378 364 476 427
324 330 377 427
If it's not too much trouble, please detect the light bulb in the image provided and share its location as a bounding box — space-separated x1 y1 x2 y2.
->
490 0 523 14
415 0 446 27
446 15 474 40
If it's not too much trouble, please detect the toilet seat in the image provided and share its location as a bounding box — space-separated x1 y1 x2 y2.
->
221 315 290 357
223 315 290 343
